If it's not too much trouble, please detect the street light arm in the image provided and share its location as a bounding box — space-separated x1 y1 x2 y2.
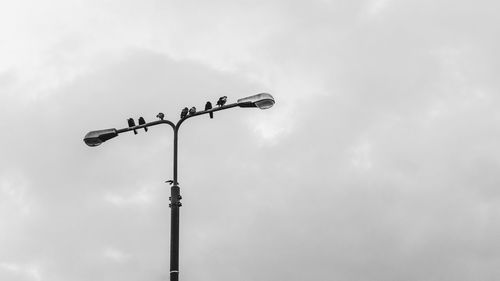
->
116 119 176 134
175 102 239 129
85 93 274 147
113 103 240 134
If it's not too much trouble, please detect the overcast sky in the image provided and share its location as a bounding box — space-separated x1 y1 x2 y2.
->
1 0 499 280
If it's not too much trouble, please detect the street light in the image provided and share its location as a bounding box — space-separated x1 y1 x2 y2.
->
237 92 275 109
83 93 274 281
83 128 118 147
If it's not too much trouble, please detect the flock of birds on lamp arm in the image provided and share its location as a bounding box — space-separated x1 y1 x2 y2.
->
126 96 228 133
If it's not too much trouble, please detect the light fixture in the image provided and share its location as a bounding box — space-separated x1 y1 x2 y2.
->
237 93 275 109
83 128 118 147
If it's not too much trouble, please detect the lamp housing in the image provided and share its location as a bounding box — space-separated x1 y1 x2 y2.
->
84 128 118 147
237 93 275 109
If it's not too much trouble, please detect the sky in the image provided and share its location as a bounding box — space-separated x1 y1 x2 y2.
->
1 0 499 280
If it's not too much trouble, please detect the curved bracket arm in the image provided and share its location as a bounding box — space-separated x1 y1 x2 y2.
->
116 119 176 134
175 102 239 130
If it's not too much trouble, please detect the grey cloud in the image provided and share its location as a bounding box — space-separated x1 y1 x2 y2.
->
1 1 500 281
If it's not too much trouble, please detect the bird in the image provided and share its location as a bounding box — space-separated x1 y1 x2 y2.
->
180 107 189 118
127 118 137 135
156 112 164 120
205 101 213 118
189 106 196 115
138 117 148 132
216 96 227 107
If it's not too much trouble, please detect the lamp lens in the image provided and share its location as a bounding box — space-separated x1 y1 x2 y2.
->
255 99 275 109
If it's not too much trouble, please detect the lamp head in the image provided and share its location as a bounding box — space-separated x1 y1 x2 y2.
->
237 93 275 109
84 128 118 147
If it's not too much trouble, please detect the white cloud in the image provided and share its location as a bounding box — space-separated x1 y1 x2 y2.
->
349 141 373 170
102 248 132 263
364 0 393 17
0 262 42 281
104 185 159 206
0 175 32 215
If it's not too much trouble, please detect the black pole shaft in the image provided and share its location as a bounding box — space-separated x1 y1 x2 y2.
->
170 186 180 281
173 127 179 185
170 127 181 281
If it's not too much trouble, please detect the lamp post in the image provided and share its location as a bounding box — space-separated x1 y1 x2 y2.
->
83 93 275 281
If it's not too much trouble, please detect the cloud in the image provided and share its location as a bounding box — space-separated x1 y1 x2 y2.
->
1 0 500 280
104 185 159 206
365 0 393 16
0 174 32 215
102 247 132 263
0 262 41 281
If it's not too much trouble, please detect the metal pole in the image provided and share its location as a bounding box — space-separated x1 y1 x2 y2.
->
170 127 181 281
169 185 180 281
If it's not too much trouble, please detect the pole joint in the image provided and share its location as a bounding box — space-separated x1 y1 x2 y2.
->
169 185 182 208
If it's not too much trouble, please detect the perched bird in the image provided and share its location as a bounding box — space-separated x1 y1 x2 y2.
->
216 96 227 107
205 101 213 118
189 106 196 115
156 112 165 120
127 118 137 135
138 117 148 132
180 107 189 118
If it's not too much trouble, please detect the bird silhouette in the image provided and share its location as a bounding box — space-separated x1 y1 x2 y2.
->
127 118 137 135
205 101 213 118
156 112 164 120
138 117 148 132
216 96 227 107
180 107 189 118
189 107 196 115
